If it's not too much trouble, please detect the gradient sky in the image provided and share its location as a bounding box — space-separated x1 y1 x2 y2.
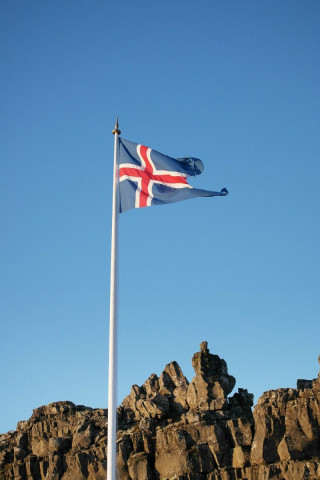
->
1 0 320 434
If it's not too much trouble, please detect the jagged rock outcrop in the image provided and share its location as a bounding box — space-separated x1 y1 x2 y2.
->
0 402 108 480
186 341 236 412
1 343 320 479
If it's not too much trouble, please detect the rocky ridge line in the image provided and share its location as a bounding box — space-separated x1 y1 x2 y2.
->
1 342 320 479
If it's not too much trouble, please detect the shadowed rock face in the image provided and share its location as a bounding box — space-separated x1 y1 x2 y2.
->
1 343 320 480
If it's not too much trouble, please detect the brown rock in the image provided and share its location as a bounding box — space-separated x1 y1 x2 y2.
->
187 342 236 411
127 452 154 480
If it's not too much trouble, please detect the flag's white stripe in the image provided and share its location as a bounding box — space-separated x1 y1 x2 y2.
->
146 147 155 171
134 178 142 208
151 180 193 189
119 175 140 182
153 170 188 178
120 162 144 171
147 181 153 206
137 144 146 168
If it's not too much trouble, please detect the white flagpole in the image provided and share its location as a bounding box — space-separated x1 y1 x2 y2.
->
107 118 121 480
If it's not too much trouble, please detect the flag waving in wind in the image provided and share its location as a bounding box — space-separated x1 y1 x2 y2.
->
118 138 228 213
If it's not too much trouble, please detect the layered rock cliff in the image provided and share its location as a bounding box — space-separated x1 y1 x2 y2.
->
1 342 320 479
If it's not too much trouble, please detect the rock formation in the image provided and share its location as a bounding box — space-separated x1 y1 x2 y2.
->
1 343 320 479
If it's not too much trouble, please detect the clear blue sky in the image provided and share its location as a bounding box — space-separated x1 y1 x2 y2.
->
1 0 320 434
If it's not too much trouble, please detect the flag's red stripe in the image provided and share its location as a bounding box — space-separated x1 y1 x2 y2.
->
150 173 188 185
138 146 150 207
139 179 148 207
119 166 187 185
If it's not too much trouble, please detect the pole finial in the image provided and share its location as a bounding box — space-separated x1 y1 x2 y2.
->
112 117 121 135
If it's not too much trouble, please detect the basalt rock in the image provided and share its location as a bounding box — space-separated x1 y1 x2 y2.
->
1 343 320 479
186 341 236 412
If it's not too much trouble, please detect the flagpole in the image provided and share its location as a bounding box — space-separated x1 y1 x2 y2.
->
107 118 121 480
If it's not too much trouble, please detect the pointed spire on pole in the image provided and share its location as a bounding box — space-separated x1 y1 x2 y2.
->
112 117 121 135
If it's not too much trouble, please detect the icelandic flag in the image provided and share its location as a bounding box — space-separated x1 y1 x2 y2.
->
118 138 228 213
